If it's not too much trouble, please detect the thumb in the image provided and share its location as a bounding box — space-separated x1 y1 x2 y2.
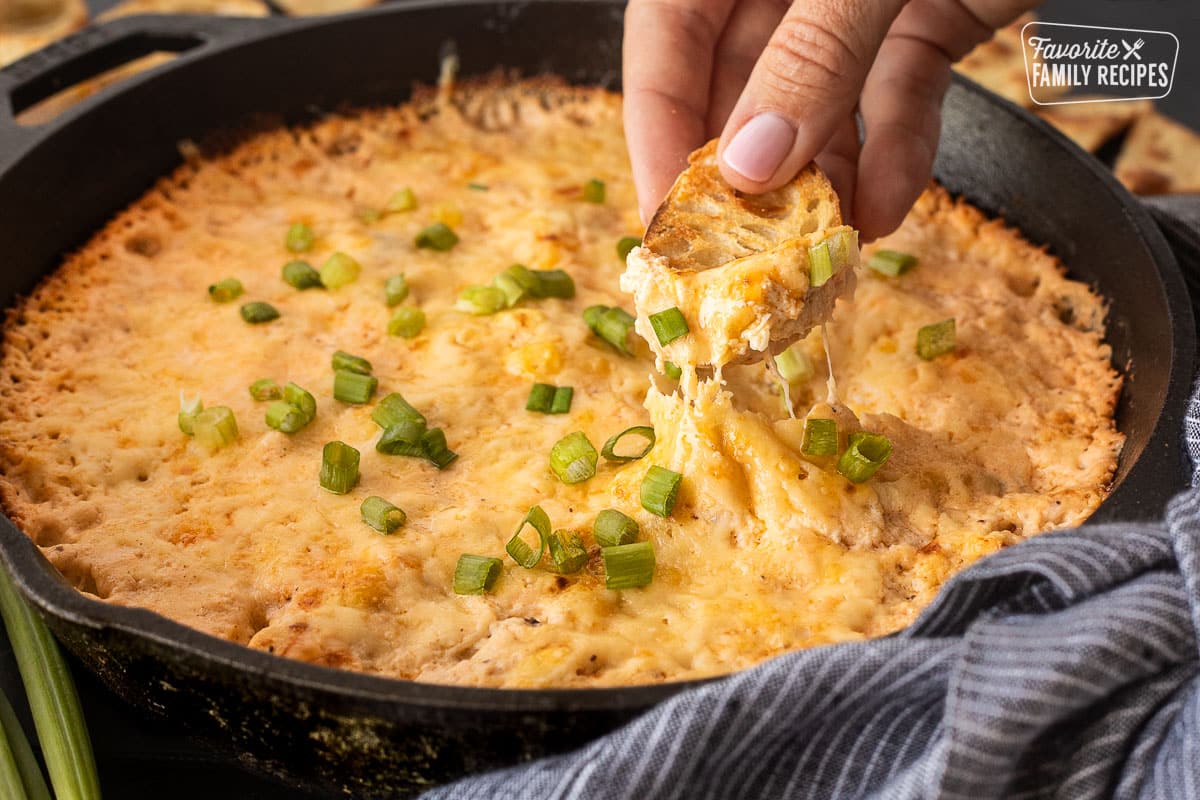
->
716 0 906 194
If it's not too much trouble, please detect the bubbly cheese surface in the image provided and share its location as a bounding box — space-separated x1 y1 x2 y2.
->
0 79 1122 687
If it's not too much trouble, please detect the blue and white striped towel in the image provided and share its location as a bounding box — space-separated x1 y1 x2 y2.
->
425 199 1200 800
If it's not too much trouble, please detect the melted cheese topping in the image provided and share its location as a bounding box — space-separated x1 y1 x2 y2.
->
0 81 1122 687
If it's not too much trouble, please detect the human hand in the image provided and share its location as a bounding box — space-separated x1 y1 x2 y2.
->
622 0 1039 240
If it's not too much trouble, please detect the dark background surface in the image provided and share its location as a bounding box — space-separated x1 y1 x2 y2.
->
1 0 1197 798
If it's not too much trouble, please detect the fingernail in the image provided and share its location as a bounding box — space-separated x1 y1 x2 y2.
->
722 113 796 183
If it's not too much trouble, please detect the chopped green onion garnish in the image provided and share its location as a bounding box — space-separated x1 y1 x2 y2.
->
360 496 406 534
458 285 507 315
585 305 636 355
421 428 458 469
663 361 682 380
358 208 382 225
507 505 551 568
593 508 639 548
917 318 956 360
531 269 575 299
284 381 317 424
548 531 588 574
265 401 307 433
831 229 859 266
649 307 689 346
384 274 409 306
868 249 917 277
774 344 814 383
640 465 682 517
193 406 238 451
178 392 203 435
602 426 655 462
453 554 501 595
617 236 641 261
333 370 378 404
240 301 279 324
467 182 489 191
319 251 361 289
583 178 606 204
497 264 539 304
801 418 838 456
282 260 323 289
549 431 598 484
415 222 459 251
249 378 282 402
385 187 417 213
373 392 426 429
332 349 372 375
319 441 360 494
208 277 243 303
602 541 655 590
388 307 426 338
550 386 573 414
376 419 427 457
526 383 555 413
286 222 314 253
837 432 893 483
809 240 834 287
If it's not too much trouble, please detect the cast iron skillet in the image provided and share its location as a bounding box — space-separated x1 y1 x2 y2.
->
0 1 1193 796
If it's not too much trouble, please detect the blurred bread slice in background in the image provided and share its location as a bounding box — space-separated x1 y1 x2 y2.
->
1035 97 1153 153
1114 112 1200 195
0 0 88 67
97 0 268 20
270 0 378 14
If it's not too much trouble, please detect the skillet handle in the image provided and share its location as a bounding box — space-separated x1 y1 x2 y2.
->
0 14 285 157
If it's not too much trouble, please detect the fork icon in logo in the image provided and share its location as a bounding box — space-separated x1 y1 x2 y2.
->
1122 38 1146 60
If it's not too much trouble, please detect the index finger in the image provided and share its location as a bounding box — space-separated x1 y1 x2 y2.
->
623 0 736 222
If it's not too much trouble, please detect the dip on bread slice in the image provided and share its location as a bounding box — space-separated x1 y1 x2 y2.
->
621 139 859 371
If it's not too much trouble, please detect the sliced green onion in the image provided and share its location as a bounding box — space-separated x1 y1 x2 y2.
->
360 496 406 534
526 383 555 413
208 277 243 303
178 392 203 435
358 208 382 225
507 505 551 568
649 307 689 346
284 382 317 423
193 406 238 451
837 432 893 483
585 305 635 355
376 419 427 457
265 401 307 433
373 392 426 429
415 222 459 251
333 370 378 404
917 318 956 360
602 426 655 462
453 554 501 595
249 378 282 402
868 249 917 277
492 270 529 308
319 251 361 289
531 269 575 299
548 531 589 574
286 222 314 253
831 229 859 266
809 240 834 288
0 689 52 800
499 264 539 301
0 566 100 800
332 349 372 375
593 508 639 548
467 182 489 191
550 386 573 414
550 431 598 484
775 344 814 383
319 440 360 494
583 178 606 204
617 236 641 261
602 541 655 590
662 361 682 380
385 187 417 213
640 465 682 517
282 260 323 289
421 428 458 469
458 285 507 315
240 301 279 324
801 418 838 457
384 274 409 306
388 307 426 338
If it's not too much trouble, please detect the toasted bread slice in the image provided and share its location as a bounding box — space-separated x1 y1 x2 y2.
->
98 0 268 20
1035 96 1152 153
271 0 378 14
1114 111 1200 195
621 140 858 370
0 0 88 68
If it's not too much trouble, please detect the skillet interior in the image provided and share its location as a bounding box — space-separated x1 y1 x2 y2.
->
0 1 1192 795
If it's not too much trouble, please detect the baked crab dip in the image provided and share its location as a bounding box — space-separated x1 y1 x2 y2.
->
0 77 1122 688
